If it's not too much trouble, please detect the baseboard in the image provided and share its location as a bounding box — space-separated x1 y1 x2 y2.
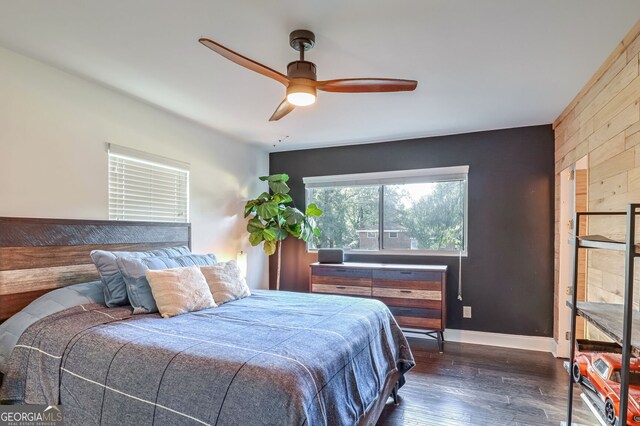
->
403 328 556 353
550 339 562 358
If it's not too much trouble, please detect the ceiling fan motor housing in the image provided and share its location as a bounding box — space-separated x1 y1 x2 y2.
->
287 61 317 80
286 61 318 101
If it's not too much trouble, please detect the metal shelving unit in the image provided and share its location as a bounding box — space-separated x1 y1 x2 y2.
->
566 204 640 426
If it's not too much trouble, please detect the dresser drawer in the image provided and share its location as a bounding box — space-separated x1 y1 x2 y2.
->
373 295 441 310
372 287 441 301
311 284 371 297
389 306 442 330
312 266 372 279
311 274 372 287
373 279 442 291
372 270 441 281
396 316 442 330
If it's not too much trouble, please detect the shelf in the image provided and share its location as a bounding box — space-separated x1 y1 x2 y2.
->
577 235 640 255
574 302 640 357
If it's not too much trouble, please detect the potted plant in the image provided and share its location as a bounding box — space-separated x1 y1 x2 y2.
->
244 174 322 290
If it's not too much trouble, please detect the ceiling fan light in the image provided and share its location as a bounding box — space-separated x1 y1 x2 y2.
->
287 92 316 106
286 85 317 106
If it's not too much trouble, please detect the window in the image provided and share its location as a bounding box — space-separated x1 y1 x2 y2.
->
307 185 380 250
593 359 610 379
305 166 468 255
108 144 189 222
610 369 640 386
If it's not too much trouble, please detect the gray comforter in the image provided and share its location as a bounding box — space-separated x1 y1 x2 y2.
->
0 290 414 426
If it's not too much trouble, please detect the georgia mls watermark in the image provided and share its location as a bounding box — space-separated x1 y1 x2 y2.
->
0 405 63 426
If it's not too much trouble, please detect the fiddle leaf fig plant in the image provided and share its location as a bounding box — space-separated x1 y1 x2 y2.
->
244 173 322 290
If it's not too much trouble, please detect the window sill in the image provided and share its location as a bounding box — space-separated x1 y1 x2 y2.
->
307 249 468 257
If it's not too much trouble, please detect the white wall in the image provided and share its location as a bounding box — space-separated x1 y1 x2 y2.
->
0 46 269 289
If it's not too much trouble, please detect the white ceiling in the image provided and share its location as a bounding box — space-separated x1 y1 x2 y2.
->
1 1 639 151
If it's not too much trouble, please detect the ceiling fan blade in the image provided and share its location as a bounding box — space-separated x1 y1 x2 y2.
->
269 99 295 121
199 38 290 86
316 78 417 93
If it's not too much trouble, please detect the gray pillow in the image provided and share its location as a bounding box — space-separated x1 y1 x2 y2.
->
0 281 105 374
116 254 217 314
90 246 191 307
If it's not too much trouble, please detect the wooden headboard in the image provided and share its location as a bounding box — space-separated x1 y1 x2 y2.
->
0 217 191 321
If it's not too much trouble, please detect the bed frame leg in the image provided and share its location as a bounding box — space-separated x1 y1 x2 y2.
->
391 382 399 405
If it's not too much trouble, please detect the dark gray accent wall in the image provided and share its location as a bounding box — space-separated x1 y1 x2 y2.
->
269 125 554 337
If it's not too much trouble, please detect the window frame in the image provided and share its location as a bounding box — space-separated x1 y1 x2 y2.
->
304 166 469 257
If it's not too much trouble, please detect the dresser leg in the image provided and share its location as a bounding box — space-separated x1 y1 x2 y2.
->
438 331 444 353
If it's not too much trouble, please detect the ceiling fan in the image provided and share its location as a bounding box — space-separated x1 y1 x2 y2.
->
199 30 418 121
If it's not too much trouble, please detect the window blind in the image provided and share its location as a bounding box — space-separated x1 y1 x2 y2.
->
108 144 189 223
302 165 469 188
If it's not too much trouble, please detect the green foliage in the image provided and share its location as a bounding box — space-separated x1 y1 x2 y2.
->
310 181 464 252
245 173 323 255
259 174 290 195
310 186 379 249
403 182 464 250
305 204 323 217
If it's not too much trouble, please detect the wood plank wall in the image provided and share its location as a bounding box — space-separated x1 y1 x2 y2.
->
553 20 640 341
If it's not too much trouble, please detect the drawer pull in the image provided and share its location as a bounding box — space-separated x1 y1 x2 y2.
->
336 286 347 289
335 269 347 272
400 271 412 275
400 290 412 293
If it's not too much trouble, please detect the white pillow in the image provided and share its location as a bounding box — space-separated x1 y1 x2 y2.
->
145 266 216 318
200 260 251 305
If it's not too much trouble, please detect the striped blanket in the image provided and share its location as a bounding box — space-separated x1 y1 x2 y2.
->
0 290 414 425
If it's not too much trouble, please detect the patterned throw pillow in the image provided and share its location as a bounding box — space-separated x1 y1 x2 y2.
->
200 260 251 305
145 266 216 318
90 246 192 307
116 254 217 314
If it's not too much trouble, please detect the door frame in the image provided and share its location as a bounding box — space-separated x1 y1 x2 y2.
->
557 156 588 358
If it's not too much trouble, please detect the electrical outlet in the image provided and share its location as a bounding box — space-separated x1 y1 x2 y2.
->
463 306 472 318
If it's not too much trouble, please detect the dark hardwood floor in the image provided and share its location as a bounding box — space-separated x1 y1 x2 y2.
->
378 337 597 425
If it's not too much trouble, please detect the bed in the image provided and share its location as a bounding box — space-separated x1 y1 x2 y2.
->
0 217 414 425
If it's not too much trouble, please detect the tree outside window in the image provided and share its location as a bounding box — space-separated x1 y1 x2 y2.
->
308 178 466 254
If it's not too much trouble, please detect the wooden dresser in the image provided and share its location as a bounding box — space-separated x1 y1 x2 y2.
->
309 262 447 351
